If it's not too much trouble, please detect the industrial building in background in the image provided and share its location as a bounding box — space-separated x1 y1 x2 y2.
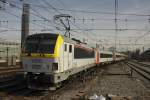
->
0 39 20 65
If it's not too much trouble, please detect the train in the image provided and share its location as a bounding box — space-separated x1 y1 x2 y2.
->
21 33 126 90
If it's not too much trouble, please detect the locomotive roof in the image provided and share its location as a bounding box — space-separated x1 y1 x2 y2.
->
27 33 58 39
27 33 94 48
28 33 84 43
63 36 76 44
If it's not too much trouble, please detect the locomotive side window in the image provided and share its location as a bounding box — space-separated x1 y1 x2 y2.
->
116 55 121 57
69 45 72 53
64 44 67 51
74 45 94 59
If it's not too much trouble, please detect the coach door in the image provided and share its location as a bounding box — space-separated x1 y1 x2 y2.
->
64 43 69 70
68 44 73 68
64 43 73 70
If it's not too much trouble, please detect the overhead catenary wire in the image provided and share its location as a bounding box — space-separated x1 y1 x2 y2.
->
55 0 66 8
42 0 62 14
3 9 149 32
3 9 147 32
0 28 58 32
31 3 150 47
29 3 150 17
2 1 58 30
29 2 150 43
9 1 55 24
40 0 96 41
1 0 150 50
135 31 150 42
3 9 50 29
44 0 97 40
8 1 150 29
114 0 118 51
34 0 150 46
37 0 150 44
12 2 150 33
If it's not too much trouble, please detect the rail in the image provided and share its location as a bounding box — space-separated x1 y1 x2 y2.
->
0 67 21 71
125 61 150 81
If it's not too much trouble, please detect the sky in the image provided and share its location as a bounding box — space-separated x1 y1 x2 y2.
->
0 0 150 52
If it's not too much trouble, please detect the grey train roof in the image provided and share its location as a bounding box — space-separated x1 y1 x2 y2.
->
28 33 94 49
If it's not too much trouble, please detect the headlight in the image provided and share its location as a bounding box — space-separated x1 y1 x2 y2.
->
52 63 58 71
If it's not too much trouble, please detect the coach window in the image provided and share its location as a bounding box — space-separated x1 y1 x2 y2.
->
64 44 67 51
69 45 72 53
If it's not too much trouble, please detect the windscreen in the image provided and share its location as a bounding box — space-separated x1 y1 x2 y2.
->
24 34 58 54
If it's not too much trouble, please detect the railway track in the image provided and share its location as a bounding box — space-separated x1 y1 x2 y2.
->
40 66 100 100
0 67 21 80
0 74 26 90
0 62 149 100
0 66 37 97
1 72 90 100
0 73 46 98
0 66 21 71
0 67 49 99
125 61 150 82
40 62 150 100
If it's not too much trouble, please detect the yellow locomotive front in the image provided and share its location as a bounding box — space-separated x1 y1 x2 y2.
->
21 33 63 89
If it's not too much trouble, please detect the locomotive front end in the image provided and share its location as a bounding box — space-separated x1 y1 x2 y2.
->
21 33 63 89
